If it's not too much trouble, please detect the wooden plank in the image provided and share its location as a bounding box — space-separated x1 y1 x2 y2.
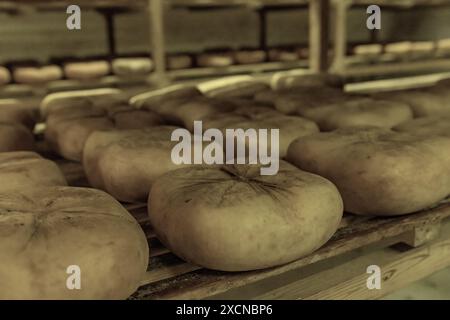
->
402 222 442 248
148 0 168 85
168 61 308 80
132 202 450 299
256 221 450 299
343 58 450 78
330 0 350 73
309 0 329 73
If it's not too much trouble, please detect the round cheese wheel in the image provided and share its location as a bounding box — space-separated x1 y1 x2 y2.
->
374 89 449 117
45 103 163 161
395 116 450 137
13 65 63 84
48 117 115 161
111 108 163 129
300 99 413 131
0 66 11 85
64 61 110 80
167 54 193 70
268 48 299 62
271 73 344 91
203 110 319 158
287 127 450 215
203 81 270 99
0 186 149 299
197 52 234 68
0 122 34 152
132 85 202 110
352 44 383 57
83 126 186 202
112 57 153 76
385 41 413 56
169 97 238 131
273 87 351 115
234 50 267 65
0 101 36 129
40 88 125 119
0 151 67 193
148 162 343 271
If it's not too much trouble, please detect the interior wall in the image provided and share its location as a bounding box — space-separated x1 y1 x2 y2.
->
1 6 450 64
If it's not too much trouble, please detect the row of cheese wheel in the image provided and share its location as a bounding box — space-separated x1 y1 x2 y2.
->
0 74 449 299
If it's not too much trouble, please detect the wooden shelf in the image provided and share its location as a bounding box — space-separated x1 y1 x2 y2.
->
343 57 450 78
169 0 309 9
351 0 450 8
168 60 308 80
51 158 450 300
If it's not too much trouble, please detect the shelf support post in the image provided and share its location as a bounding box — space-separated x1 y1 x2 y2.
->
330 0 351 74
309 0 330 73
148 0 169 85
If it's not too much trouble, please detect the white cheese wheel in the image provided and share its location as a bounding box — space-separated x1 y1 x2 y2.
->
148 161 343 271
0 186 149 299
64 61 110 80
0 151 67 193
287 127 450 215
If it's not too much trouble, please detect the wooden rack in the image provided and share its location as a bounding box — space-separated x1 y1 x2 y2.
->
54 158 450 300
0 0 329 86
2 0 450 86
331 0 450 78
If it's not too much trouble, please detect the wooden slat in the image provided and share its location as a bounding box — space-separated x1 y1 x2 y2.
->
255 221 450 299
132 203 450 299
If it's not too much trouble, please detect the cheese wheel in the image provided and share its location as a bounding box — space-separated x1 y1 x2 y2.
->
299 99 413 131
110 108 163 129
112 57 153 76
410 41 435 58
197 52 234 67
49 117 115 161
0 66 11 85
45 103 163 161
271 73 344 91
287 127 450 215
374 89 449 117
203 110 318 158
83 126 187 202
0 101 36 129
130 85 202 109
385 41 413 56
437 38 450 56
0 123 34 152
268 48 299 62
352 44 383 56
40 88 125 119
13 65 63 84
167 54 193 70
0 151 67 193
148 161 343 271
234 50 267 64
273 87 351 115
200 77 270 99
64 61 110 80
0 186 149 299
162 97 238 130
395 116 450 137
